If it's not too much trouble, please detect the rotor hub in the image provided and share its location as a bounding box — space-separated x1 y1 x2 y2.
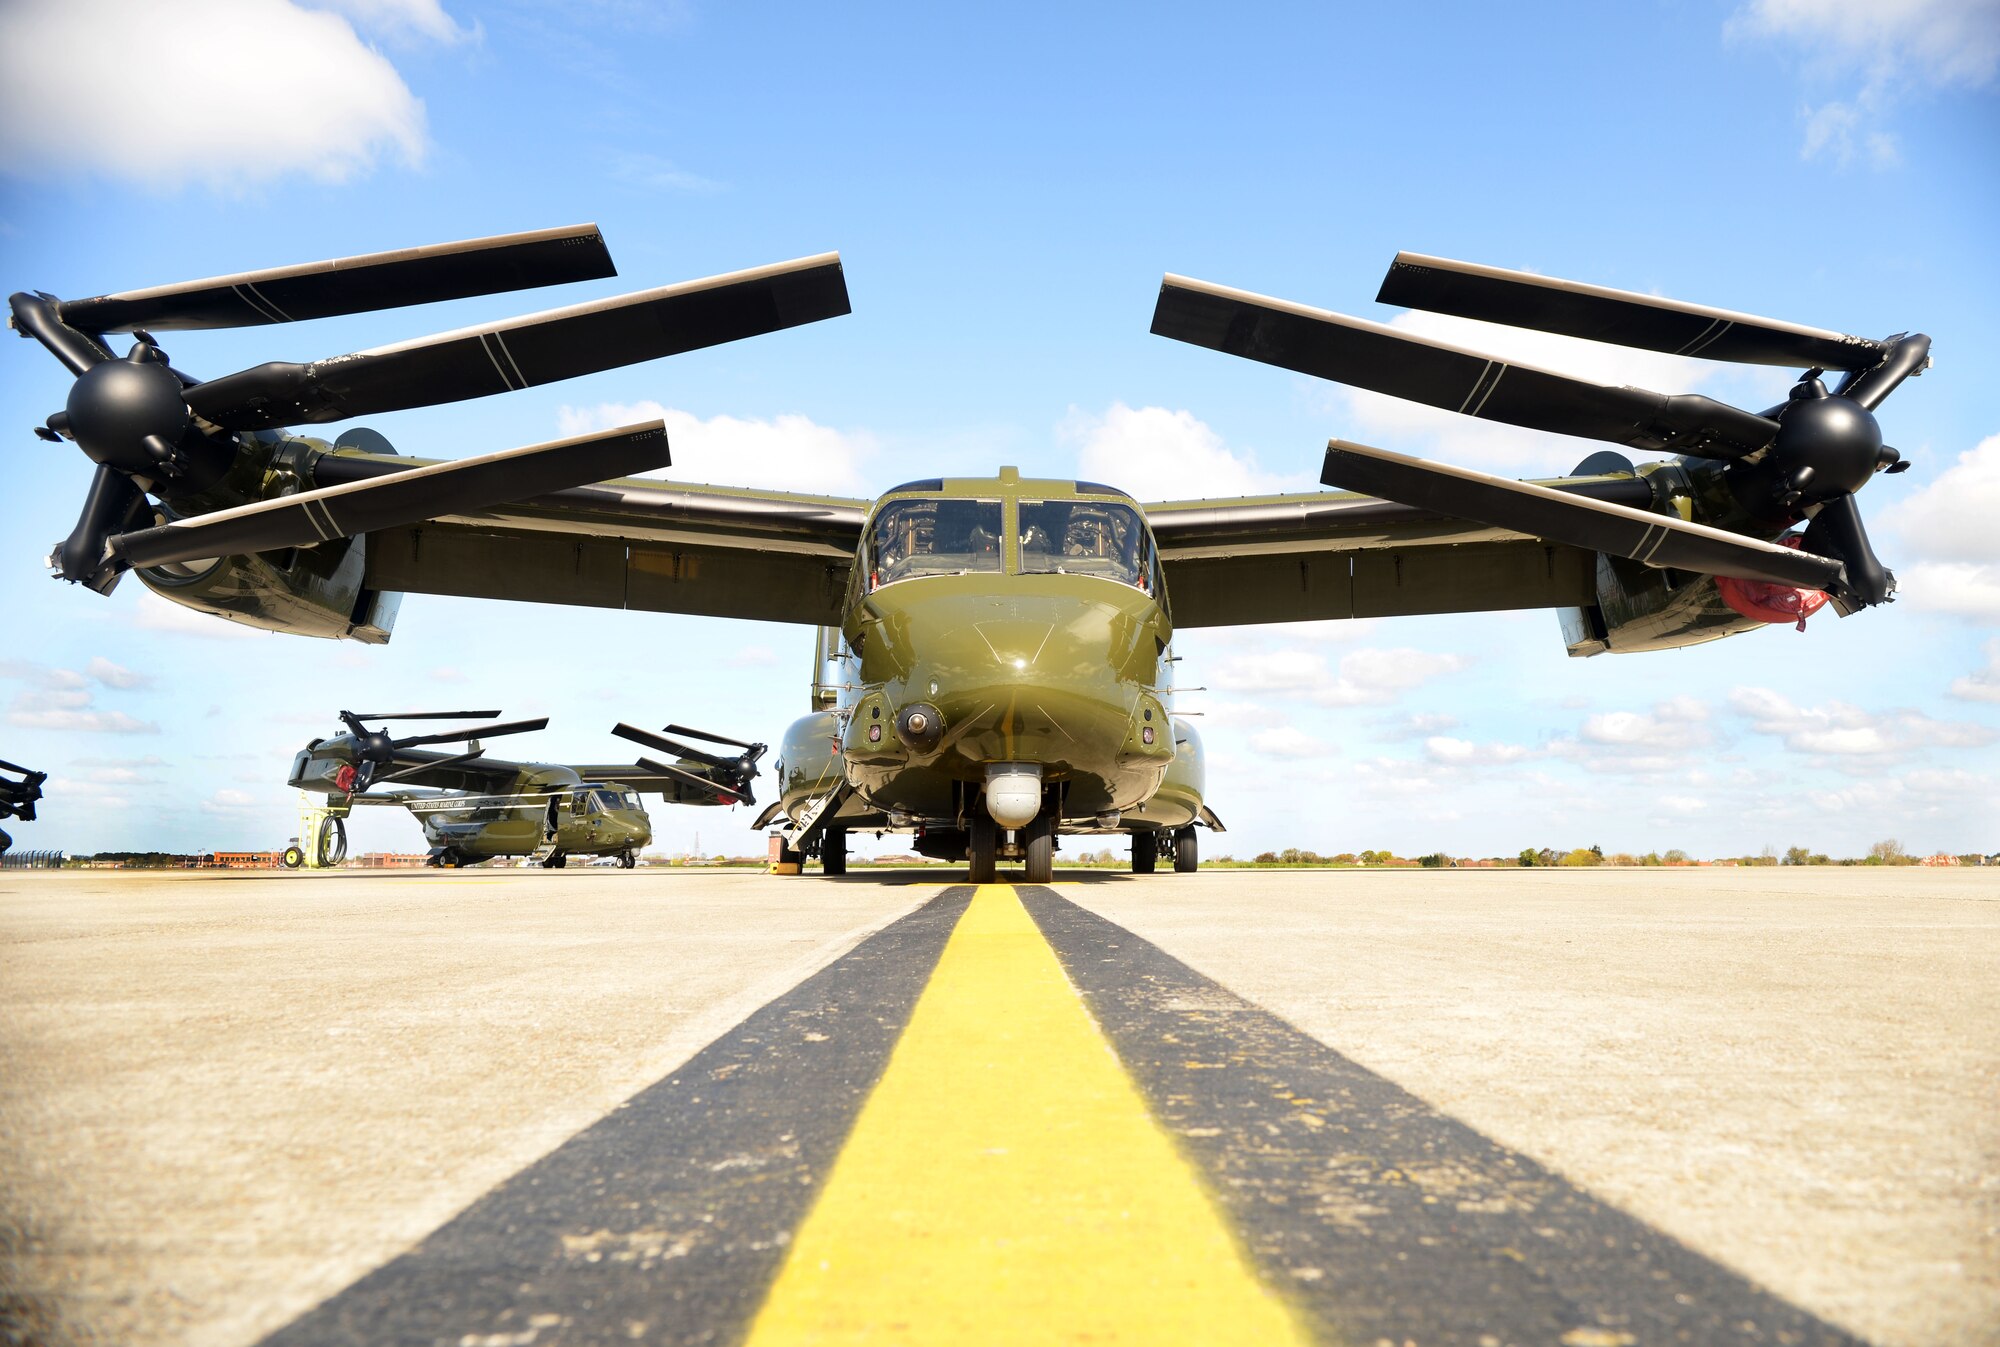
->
1770 395 1881 501
64 358 190 474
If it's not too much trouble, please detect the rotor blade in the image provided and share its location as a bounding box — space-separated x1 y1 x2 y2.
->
1153 275 1779 458
1802 494 1894 610
390 717 548 750
662 723 758 751
373 750 486 784
612 723 733 771
54 225 616 334
1377 253 1887 370
53 463 146 591
1319 439 1843 591
107 422 669 570
185 253 850 431
344 710 502 722
635 756 747 804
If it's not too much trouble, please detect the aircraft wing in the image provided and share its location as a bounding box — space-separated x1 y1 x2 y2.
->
314 449 866 626
1142 470 1654 628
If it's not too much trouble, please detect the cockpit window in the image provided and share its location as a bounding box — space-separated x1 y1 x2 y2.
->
867 498 1004 587
1017 499 1153 589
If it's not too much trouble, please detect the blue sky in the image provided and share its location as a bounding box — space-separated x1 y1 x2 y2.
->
2 0 1997 860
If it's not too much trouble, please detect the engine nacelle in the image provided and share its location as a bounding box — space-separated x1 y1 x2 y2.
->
1560 551 1768 656
135 535 400 643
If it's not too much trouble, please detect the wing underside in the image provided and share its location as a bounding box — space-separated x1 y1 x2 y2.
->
315 449 867 626
1145 473 1654 628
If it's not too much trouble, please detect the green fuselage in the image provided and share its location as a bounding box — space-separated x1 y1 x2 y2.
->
776 472 1206 838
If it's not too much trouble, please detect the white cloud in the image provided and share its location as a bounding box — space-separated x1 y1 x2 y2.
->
1059 403 1308 500
1729 0 2000 167
1580 696 1712 750
606 150 725 195
1 659 158 734
556 403 877 496
1950 639 2000 702
1799 95 1904 169
86 657 150 690
1892 563 2000 622
1729 686 1995 756
1730 0 2000 88
7 705 157 734
1657 795 1708 815
309 0 477 44
1249 727 1338 759
1880 433 2000 621
1208 646 1469 708
1423 736 1533 766
0 0 441 189
200 789 260 814
1882 433 2000 564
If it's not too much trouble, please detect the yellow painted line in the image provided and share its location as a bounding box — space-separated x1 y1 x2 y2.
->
744 884 1305 1345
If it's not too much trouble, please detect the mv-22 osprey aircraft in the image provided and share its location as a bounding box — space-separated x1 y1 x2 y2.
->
285 710 765 868
11 227 1926 882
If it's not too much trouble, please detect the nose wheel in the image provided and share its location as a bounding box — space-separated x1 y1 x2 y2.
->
1023 812 1054 885
968 814 997 884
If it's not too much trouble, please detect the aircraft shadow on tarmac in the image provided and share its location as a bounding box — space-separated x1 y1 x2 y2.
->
259 886 1868 1347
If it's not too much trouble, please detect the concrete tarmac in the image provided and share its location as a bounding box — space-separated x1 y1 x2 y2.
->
0 866 1994 1346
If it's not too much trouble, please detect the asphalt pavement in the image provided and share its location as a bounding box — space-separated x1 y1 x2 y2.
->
1 866 1993 1346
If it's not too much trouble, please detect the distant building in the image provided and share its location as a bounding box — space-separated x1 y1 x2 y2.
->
1920 853 1961 867
209 851 281 869
351 852 430 868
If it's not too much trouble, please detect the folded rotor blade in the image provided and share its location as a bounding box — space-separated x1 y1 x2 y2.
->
108 422 669 570
1378 253 1886 371
345 710 501 721
186 253 850 431
393 718 549 750
612 723 732 771
1153 275 1779 458
1319 439 1843 591
374 750 486 784
635 756 747 803
663 723 758 751
56 225 616 334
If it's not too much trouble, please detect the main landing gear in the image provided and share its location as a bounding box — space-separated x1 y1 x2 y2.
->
1132 826 1198 874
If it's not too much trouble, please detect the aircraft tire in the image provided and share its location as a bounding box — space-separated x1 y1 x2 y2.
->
821 828 848 876
1023 812 1054 884
543 853 567 869
620 850 637 869
281 845 305 870
1132 831 1158 874
968 813 998 884
316 816 347 868
1174 825 1198 873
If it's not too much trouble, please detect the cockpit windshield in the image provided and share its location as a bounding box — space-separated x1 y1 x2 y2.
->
1018 499 1152 588
867 498 1004 587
